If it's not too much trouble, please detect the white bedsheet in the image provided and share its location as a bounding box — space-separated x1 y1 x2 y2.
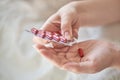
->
0 0 120 80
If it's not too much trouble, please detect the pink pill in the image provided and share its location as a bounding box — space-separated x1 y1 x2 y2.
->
53 31 61 36
78 48 84 57
37 30 46 38
45 31 53 40
53 34 60 42
31 28 38 35
60 36 67 43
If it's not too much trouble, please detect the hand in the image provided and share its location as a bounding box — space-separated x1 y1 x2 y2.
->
40 0 120 40
33 39 120 73
40 1 81 40
33 39 82 68
34 0 120 47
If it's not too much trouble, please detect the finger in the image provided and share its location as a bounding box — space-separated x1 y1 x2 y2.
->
63 61 94 73
33 36 66 48
78 40 96 49
42 13 60 31
51 42 66 48
72 20 81 39
72 28 79 39
33 36 49 45
61 14 73 40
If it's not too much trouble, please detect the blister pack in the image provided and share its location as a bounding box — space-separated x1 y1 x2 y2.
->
30 27 77 46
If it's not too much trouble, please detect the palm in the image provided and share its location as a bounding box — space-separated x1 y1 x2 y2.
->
35 39 115 73
38 43 80 68
36 40 101 68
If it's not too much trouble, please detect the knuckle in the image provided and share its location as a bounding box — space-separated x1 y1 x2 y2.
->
61 23 71 31
61 26 69 33
61 22 69 28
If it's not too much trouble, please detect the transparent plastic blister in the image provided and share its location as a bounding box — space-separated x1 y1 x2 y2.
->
29 27 78 46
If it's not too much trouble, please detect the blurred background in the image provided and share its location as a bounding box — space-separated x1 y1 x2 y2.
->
0 0 120 80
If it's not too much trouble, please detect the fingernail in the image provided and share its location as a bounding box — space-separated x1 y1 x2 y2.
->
64 31 71 40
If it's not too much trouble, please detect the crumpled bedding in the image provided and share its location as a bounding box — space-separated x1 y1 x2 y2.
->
0 0 120 80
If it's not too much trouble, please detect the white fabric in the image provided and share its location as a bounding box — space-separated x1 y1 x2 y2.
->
0 0 120 80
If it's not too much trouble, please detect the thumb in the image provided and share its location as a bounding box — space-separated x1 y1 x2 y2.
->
61 14 73 40
63 61 93 73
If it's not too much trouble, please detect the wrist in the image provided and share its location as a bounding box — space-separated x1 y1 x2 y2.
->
69 1 89 27
71 0 120 26
110 43 120 68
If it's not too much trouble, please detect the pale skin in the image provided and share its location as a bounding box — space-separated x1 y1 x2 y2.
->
33 0 120 73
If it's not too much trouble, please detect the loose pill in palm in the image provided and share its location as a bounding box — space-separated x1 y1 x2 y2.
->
78 48 84 57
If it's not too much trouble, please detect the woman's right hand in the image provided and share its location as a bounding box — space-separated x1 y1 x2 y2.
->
33 1 83 47
40 0 120 41
40 1 82 40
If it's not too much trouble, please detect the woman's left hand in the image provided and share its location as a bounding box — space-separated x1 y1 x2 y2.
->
33 39 120 73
